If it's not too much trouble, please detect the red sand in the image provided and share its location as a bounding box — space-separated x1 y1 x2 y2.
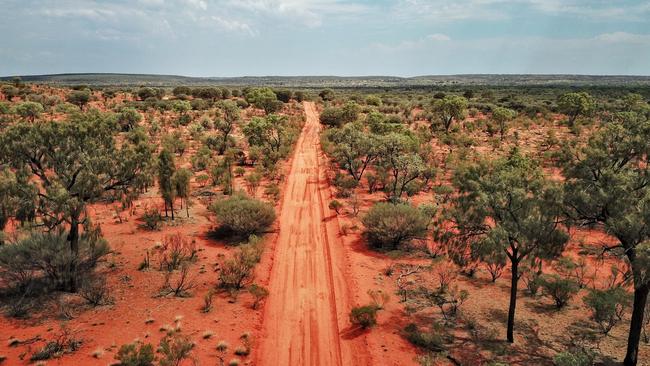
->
256 102 371 366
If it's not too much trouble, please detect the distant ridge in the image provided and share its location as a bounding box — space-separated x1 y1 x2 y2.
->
2 73 650 87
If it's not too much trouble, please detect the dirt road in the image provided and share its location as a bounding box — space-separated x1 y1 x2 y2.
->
257 102 362 366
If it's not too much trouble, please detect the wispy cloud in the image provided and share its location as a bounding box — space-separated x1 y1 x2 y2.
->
393 0 650 22
594 32 650 44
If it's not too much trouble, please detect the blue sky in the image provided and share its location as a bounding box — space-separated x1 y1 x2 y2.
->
1 0 649 76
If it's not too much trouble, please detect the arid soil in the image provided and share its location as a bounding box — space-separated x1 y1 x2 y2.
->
257 102 370 366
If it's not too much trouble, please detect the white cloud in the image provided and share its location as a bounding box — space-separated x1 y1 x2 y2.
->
393 0 650 22
42 8 117 20
211 15 257 36
185 0 207 10
222 0 368 27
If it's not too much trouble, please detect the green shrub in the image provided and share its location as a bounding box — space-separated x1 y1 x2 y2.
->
115 343 155 366
349 305 379 329
553 348 594 366
0 231 109 293
210 194 276 238
403 323 446 352
248 284 269 309
362 203 429 251
219 245 260 290
158 332 194 366
141 207 163 230
540 274 579 308
583 287 628 334
329 200 343 214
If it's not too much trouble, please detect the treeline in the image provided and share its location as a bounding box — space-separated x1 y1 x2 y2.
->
319 88 650 366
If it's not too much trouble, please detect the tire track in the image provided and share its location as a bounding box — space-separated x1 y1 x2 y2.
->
257 102 349 366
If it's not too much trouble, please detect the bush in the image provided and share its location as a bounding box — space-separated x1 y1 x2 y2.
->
523 270 542 296
141 207 163 230
361 203 429 251
248 284 269 309
540 274 579 308
0 231 109 293
219 247 258 290
349 305 379 329
30 326 82 361
158 332 194 366
79 276 113 306
156 233 196 272
210 194 276 238
553 347 594 366
403 323 446 352
115 342 155 366
329 200 343 214
583 287 628 334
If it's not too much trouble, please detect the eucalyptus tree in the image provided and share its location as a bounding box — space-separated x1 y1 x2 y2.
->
215 100 241 155
431 95 468 131
561 110 650 366
0 110 153 291
491 106 517 139
557 92 595 126
327 122 380 182
377 132 425 202
439 150 568 343
158 149 177 220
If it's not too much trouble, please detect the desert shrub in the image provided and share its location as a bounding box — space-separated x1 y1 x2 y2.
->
367 289 390 310
248 284 269 309
244 173 262 195
329 200 343 214
403 323 446 352
156 233 196 272
159 263 196 298
30 326 82 361
264 183 281 202
540 274 579 308
583 287 628 334
234 332 252 356
0 231 109 294
79 276 113 306
523 270 542 296
209 194 276 238
202 289 215 313
141 207 163 230
349 305 379 329
219 247 258 290
333 173 358 198
157 332 194 366
362 203 429 251
553 347 595 366
115 342 155 366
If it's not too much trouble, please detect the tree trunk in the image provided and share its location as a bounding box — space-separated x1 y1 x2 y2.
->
624 282 649 366
507 259 519 343
66 216 80 292
170 200 175 220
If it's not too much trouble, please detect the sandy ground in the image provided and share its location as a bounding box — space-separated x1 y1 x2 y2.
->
256 102 370 366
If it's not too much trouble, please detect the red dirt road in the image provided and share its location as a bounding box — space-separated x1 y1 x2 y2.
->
257 102 365 366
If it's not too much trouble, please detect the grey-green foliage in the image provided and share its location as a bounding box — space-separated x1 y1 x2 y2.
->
0 111 153 291
440 149 568 342
326 122 380 182
362 202 430 251
376 132 425 202
209 194 276 238
0 231 109 293
561 109 650 365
